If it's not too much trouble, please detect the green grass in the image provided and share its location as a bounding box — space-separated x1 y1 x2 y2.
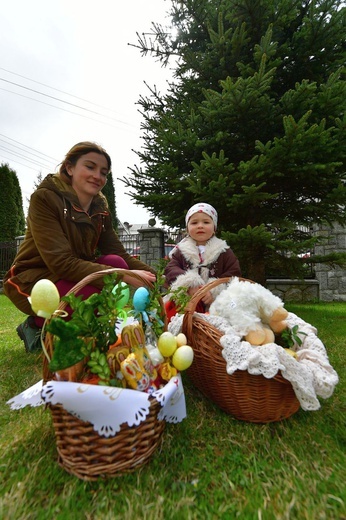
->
0 295 345 520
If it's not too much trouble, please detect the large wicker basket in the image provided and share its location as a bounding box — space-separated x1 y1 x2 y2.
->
43 268 167 480
182 277 300 423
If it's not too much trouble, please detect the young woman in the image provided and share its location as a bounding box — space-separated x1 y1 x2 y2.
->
4 141 156 351
164 202 241 321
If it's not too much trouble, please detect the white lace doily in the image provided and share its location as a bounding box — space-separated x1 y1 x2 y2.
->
7 379 45 408
7 374 186 437
168 312 339 411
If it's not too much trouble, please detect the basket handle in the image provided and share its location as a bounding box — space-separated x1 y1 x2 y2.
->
42 268 165 373
183 277 231 315
182 276 253 341
184 276 254 314
55 268 156 312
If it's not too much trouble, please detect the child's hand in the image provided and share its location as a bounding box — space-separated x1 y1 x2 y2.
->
188 286 203 297
201 291 213 306
188 287 213 305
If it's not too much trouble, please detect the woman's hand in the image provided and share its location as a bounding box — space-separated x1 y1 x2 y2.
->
123 270 156 288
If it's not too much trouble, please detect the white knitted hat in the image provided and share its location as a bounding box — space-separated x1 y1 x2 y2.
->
185 203 218 229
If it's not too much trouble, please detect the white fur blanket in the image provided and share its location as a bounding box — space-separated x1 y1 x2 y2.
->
168 312 339 411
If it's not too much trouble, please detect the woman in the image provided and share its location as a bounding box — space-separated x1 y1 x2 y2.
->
4 141 156 351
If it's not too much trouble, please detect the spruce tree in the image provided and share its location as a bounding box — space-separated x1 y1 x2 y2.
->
26 172 43 208
0 163 26 241
123 0 346 283
102 172 118 230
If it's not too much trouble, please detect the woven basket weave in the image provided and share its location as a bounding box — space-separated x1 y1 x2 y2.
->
43 268 167 480
182 277 300 423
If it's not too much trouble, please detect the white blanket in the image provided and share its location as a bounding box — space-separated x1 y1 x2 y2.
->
168 312 339 411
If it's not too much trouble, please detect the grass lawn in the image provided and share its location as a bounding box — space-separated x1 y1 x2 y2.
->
0 294 345 520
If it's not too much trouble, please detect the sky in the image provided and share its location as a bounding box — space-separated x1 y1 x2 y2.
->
0 0 174 225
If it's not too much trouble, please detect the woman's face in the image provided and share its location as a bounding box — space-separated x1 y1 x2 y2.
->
67 152 109 203
187 212 215 245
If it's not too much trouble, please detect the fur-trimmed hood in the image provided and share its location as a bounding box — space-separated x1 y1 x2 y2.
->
170 235 229 268
38 173 109 216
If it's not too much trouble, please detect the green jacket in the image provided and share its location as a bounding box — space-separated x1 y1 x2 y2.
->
4 174 153 314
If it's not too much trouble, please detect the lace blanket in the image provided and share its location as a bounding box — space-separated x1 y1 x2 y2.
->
168 312 338 411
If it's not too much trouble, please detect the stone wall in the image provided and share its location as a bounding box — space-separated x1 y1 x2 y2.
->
266 279 319 303
2 225 346 303
139 228 321 302
314 222 346 302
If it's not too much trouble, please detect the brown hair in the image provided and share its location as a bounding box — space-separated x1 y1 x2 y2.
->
59 141 112 180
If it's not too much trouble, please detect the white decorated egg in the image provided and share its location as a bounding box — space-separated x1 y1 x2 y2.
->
176 333 188 347
30 279 60 318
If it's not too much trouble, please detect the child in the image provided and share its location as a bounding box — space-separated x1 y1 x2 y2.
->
164 203 241 321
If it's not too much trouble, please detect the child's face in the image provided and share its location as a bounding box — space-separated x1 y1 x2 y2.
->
187 212 215 245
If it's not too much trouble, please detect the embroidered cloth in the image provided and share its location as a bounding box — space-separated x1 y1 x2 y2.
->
7 374 186 437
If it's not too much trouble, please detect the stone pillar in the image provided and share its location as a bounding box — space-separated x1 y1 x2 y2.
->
314 223 346 302
138 228 165 269
16 235 25 252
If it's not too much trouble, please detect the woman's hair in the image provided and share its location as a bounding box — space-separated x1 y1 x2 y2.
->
59 141 112 179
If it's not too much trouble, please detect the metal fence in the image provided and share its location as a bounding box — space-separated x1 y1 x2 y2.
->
117 231 184 259
117 234 140 254
0 231 314 281
0 240 17 278
0 232 182 279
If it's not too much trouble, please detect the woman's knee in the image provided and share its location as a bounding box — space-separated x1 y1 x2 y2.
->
96 255 129 269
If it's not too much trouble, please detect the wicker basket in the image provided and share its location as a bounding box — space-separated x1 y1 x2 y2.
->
43 268 167 480
182 277 300 423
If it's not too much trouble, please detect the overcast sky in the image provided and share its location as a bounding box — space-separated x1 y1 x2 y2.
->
1 0 174 225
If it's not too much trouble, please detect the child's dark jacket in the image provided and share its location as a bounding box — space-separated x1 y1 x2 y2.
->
164 235 241 300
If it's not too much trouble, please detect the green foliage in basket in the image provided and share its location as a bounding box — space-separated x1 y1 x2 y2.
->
150 272 169 333
46 274 121 372
280 324 307 349
87 349 122 387
45 319 86 371
169 285 191 313
46 273 165 375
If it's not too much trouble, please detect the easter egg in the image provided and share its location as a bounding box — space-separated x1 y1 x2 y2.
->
269 319 288 334
245 326 266 346
157 331 177 357
271 307 289 322
176 333 187 347
30 279 60 318
172 345 194 371
285 348 297 359
112 282 130 309
133 287 150 311
261 326 275 345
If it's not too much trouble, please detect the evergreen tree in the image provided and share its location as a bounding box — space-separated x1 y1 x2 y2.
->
33 171 43 189
0 163 26 241
123 0 346 283
26 171 43 207
102 172 118 230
